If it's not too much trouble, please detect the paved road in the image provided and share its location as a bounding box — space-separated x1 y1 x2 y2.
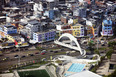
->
0 45 80 72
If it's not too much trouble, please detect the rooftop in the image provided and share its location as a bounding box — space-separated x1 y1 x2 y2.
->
9 33 20 36
103 19 112 25
68 70 102 77
5 24 17 29
110 54 116 64
19 22 27 26
28 20 40 25
35 29 56 34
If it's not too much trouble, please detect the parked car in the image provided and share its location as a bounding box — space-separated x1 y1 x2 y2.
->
14 55 19 58
50 50 53 52
21 55 26 58
41 52 45 55
2 57 9 61
86 46 90 49
101 38 104 44
41 50 46 53
41 58 47 61
35 52 39 54
54 51 58 53
29 54 34 56
101 44 105 46
61 49 64 51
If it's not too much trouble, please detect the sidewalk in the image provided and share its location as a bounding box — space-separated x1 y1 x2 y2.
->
0 73 14 77
96 60 109 75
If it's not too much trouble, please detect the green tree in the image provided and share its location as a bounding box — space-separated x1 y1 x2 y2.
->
55 33 59 40
36 46 43 50
108 41 116 51
88 41 95 54
105 49 113 59
94 50 100 55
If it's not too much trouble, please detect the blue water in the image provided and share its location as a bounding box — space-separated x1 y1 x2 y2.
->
67 63 86 72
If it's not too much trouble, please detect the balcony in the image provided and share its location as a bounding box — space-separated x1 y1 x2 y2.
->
101 32 113 36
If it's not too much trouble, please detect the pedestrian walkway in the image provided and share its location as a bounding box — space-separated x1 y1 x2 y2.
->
0 73 14 77
96 60 109 75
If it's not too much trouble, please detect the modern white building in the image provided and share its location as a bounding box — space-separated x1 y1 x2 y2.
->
25 20 41 38
33 2 43 12
68 70 102 77
68 18 73 25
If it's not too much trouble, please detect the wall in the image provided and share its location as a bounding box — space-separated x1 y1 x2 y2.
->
6 35 15 42
49 10 54 19
61 16 68 24
101 20 113 36
7 30 17 34
33 31 56 43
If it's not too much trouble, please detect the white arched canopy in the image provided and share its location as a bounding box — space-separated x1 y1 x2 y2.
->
55 33 83 55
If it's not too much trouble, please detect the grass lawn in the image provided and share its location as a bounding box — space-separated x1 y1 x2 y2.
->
21 61 49 69
18 69 50 77
98 48 106 50
54 51 66 55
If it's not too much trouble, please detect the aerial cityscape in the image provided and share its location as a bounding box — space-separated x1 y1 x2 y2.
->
0 0 116 77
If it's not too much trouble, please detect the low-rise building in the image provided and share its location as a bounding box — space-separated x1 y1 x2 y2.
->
73 7 86 18
33 29 56 43
101 19 113 36
18 22 27 31
6 33 25 45
44 10 54 19
106 1 115 12
0 25 7 39
61 15 68 24
71 24 84 37
25 19 41 38
20 29 31 39
4 23 17 34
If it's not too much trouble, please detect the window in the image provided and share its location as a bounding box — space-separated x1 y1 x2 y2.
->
81 26 83 28
81 33 84 35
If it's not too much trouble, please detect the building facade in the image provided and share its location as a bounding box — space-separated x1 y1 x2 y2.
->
4 24 17 34
101 19 113 36
25 20 41 38
33 30 56 43
73 7 86 18
71 24 84 37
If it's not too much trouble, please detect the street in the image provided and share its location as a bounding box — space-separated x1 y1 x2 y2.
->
0 42 80 72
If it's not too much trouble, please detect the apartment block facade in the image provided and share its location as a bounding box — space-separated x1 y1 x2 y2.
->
101 19 113 36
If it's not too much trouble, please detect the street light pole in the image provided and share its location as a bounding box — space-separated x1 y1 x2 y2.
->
97 35 98 50
18 46 21 68
97 26 99 50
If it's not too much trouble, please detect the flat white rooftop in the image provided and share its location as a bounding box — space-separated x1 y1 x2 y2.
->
68 70 102 77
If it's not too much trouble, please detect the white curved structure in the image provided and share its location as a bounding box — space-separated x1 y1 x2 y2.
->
53 54 100 63
54 33 86 55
